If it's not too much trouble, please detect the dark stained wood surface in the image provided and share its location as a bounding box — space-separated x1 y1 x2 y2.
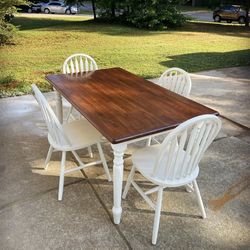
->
46 67 219 144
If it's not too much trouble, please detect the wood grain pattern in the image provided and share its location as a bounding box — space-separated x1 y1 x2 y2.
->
46 67 219 144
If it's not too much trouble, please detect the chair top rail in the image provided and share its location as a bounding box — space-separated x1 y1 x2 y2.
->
62 53 98 74
157 67 192 97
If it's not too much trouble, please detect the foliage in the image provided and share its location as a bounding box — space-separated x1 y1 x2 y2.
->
65 0 187 29
0 0 28 20
0 19 17 44
125 0 186 29
96 0 186 30
0 0 27 45
96 0 124 17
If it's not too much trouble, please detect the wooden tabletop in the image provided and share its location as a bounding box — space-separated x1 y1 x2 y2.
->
46 67 219 144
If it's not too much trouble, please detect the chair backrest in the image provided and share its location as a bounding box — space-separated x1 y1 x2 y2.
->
32 84 70 147
157 67 192 97
152 115 221 183
62 53 98 74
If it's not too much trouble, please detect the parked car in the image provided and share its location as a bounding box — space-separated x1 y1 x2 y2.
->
213 5 249 24
27 3 45 13
41 2 78 14
17 4 31 13
17 3 44 13
28 3 45 13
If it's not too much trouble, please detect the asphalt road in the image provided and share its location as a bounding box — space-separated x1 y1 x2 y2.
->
183 11 214 22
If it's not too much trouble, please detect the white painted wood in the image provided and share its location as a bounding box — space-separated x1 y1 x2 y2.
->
32 84 111 200
132 181 155 209
152 187 163 245
65 105 73 122
111 143 127 224
64 160 102 174
193 180 206 218
45 145 53 170
185 183 194 193
55 90 63 123
122 165 135 199
145 186 159 195
62 53 98 122
123 114 221 244
147 67 192 147
88 146 94 158
62 53 98 157
97 142 112 181
63 53 98 75
58 151 66 201
157 67 192 97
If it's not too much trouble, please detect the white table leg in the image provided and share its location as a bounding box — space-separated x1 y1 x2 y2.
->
111 143 127 224
55 91 63 123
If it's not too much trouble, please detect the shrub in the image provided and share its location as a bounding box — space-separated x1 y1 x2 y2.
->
96 0 186 30
0 0 27 45
126 0 186 30
0 20 17 44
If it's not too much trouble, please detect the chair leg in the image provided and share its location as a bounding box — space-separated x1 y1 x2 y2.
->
122 165 136 199
152 187 163 245
88 146 93 158
193 180 206 219
185 183 194 193
58 151 66 201
97 142 111 181
147 137 152 147
71 150 85 166
45 145 53 170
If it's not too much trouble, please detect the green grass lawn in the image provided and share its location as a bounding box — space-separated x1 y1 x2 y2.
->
0 14 250 97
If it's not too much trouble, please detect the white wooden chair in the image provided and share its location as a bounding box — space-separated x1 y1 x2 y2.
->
63 53 98 75
62 53 98 158
62 53 98 122
157 67 192 97
32 84 111 201
147 67 192 146
122 114 221 245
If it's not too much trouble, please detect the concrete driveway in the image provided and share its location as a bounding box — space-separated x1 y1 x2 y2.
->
0 67 249 249
190 66 250 128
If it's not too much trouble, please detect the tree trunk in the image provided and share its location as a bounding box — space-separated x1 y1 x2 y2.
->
192 0 195 7
111 1 115 18
91 0 96 20
245 0 249 27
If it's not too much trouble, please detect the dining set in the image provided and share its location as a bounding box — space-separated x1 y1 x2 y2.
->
32 53 221 245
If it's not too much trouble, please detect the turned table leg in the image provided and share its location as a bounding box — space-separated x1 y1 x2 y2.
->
55 91 63 123
111 143 127 224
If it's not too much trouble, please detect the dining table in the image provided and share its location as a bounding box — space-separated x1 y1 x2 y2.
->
46 67 218 224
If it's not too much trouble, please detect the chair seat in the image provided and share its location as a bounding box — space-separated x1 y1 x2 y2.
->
48 119 102 151
132 145 199 187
